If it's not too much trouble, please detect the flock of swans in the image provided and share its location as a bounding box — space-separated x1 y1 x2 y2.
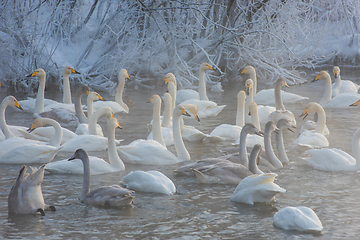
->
3 63 360 234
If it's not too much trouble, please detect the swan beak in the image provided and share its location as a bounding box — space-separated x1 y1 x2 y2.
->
312 74 320 82
71 68 81 74
163 76 169 86
245 84 251 95
209 65 214 70
284 83 290 88
248 110 251 116
117 123 122 129
85 89 90 96
299 108 308 119
27 122 36 133
334 70 339 78
195 114 200 122
241 68 246 74
181 108 191 117
255 130 264 137
26 71 37 77
147 96 153 103
97 94 103 101
287 127 295 133
350 100 360 106
15 100 24 111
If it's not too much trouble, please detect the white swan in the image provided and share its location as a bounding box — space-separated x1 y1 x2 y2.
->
8 165 56 216
0 118 62 164
69 149 134 207
304 127 360 171
209 90 245 140
38 84 90 127
118 105 193 165
241 65 308 104
230 173 285 204
245 79 275 125
273 206 323 232
122 170 176 195
0 96 27 140
164 72 199 105
295 102 329 149
92 69 130 114
313 70 360 108
45 117 126 175
276 118 296 163
332 66 359 97
146 94 165 146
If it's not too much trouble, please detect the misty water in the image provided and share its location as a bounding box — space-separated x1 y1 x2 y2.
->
1 68 360 239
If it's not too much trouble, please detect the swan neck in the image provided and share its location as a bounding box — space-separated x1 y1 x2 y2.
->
107 125 125 171
275 127 289 163
87 97 94 119
173 112 190 161
236 97 245 127
319 75 332 107
0 101 15 138
274 82 285 110
63 74 72 104
34 76 46 114
115 80 129 112
152 101 165 146
88 109 104 135
162 98 172 128
315 107 326 134
198 70 209 101
244 90 253 124
239 130 249 168
248 150 263 174
264 129 283 169
81 156 91 201
250 72 257 94
75 92 88 124
48 119 63 147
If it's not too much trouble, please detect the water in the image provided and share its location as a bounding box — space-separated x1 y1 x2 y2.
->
1 68 360 239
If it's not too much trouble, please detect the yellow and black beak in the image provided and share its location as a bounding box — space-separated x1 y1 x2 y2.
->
241 68 246 74
27 122 36 133
245 84 251 95
15 100 24 111
71 68 81 74
181 108 191 117
334 70 339 78
98 94 103 100
26 71 37 77
350 99 360 107
147 96 153 103
299 107 309 120
195 114 200 122
312 74 320 82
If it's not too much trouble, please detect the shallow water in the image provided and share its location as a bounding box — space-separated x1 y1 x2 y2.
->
1 68 360 239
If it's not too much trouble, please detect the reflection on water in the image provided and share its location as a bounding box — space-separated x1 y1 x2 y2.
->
0 68 360 239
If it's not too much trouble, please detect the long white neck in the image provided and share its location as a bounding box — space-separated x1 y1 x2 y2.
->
245 86 254 124
63 73 72 104
107 123 125 171
46 118 63 147
198 69 209 101
74 91 87 124
34 75 46 114
249 71 257 94
315 106 326 134
80 156 91 201
236 92 245 127
275 81 285 111
319 75 332 107
173 110 190 161
0 98 15 139
115 78 129 113
152 100 165 146
276 124 289 163
88 108 107 135
168 82 177 111
264 126 283 169
333 75 342 96
162 93 172 128
86 97 94 119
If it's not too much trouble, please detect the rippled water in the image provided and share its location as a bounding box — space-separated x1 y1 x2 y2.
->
1 68 360 239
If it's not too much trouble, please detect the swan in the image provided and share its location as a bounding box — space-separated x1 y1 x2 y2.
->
92 69 130 114
161 92 172 128
209 90 245 140
147 94 165 146
18 68 58 114
241 65 308 104
238 123 264 168
332 66 359 97
245 79 275 124
230 173 286 205
262 121 284 169
69 149 134 207
8 165 56 216
294 102 329 149
121 170 176 195
164 72 199 105
304 127 360 171
118 105 193 165
276 118 296 163
0 118 63 164
38 84 90 127
45 117 126 175
273 206 323 232
313 70 360 108
267 78 296 127
0 96 27 140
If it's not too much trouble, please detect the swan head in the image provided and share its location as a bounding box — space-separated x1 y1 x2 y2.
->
164 73 176 84
108 117 122 130
313 70 330 82
76 84 90 96
200 62 214 72
4 96 23 111
276 78 289 89
333 66 340 78
245 79 253 95
248 101 258 116
241 66 255 75
237 90 246 102
63 66 80 76
276 118 296 133
68 148 89 163
88 91 103 102
27 117 55 133
242 123 264 136
147 94 161 105
265 121 280 134
183 104 200 122
299 102 322 120
174 105 191 118
26 68 46 80
118 69 130 82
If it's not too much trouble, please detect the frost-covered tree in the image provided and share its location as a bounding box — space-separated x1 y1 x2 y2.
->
0 0 359 92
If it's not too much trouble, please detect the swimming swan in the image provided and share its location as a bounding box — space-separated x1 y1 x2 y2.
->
0 96 27 140
294 102 329 149
92 69 130 114
332 66 359 97
8 164 56 216
164 72 199 105
230 173 286 205
45 117 126 175
273 206 323 232
122 170 176 195
69 149 134 207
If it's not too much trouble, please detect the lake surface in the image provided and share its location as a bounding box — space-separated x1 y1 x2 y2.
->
1 68 360 239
